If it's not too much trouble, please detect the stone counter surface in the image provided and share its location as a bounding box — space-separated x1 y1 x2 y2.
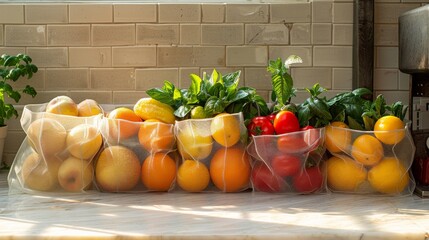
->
0 170 428 240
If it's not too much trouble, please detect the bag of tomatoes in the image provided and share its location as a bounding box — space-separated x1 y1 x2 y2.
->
94 101 178 193
174 112 251 193
246 111 327 194
324 116 416 195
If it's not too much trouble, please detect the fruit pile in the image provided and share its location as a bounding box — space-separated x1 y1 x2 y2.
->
9 55 416 196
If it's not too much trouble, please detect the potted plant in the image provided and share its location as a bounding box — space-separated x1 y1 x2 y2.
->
0 53 38 165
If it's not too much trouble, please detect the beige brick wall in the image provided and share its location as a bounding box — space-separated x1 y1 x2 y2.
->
0 0 419 166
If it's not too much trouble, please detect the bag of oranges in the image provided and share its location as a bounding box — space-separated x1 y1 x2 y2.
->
8 97 103 194
94 105 177 193
247 127 327 194
324 117 416 195
174 112 250 193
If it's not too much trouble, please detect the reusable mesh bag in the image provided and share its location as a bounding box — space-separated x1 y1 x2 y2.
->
247 127 327 194
93 106 177 193
8 103 103 194
174 112 250 193
324 122 416 195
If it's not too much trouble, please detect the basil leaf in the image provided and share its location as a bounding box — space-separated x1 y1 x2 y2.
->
175 105 192 118
146 88 175 106
189 74 201 95
205 96 225 116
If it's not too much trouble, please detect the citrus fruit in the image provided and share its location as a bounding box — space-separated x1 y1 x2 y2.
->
141 152 177 191
325 121 352 154
138 119 175 153
95 146 141 192
326 156 367 192
66 124 103 160
351 134 384 166
210 147 251 192
177 122 213 160
177 160 210 192
374 116 405 145
107 107 143 140
191 106 206 119
368 157 410 194
210 113 241 147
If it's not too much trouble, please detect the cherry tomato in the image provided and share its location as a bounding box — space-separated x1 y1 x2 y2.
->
292 166 323 193
247 116 275 136
277 134 308 154
273 110 300 135
251 162 284 192
271 154 301 177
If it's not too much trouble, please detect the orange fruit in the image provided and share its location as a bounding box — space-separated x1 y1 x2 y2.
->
351 134 384 166
177 121 213 160
138 119 175 153
177 160 210 192
107 107 142 140
374 116 405 145
141 152 177 191
325 121 352 154
210 113 241 147
326 156 367 192
368 157 410 194
210 147 251 192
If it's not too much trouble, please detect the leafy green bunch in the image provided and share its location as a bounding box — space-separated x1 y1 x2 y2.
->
0 54 38 126
146 69 269 122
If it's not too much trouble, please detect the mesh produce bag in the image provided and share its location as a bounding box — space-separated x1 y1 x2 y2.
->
247 127 326 194
324 122 416 195
8 103 103 194
174 112 250 193
93 106 177 193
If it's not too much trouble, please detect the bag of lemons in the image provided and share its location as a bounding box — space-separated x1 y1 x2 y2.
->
324 116 416 195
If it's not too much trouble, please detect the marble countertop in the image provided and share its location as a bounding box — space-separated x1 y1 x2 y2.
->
0 170 428 240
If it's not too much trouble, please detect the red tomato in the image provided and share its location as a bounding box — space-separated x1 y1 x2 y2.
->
247 116 275 136
271 154 301 177
267 114 276 125
273 111 300 135
292 166 323 193
277 134 308 154
251 162 284 193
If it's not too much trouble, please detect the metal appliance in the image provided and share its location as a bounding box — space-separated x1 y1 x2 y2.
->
399 5 429 197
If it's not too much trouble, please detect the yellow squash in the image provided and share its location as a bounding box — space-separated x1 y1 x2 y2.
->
133 98 176 124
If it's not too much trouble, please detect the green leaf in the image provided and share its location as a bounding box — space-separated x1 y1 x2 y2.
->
348 116 364 130
173 88 182 102
363 115 375 131
23 85 37 98
284 55 303 70
189 74 201 95
352 88 372 97
205 96 225 116
174 105 193 118
162 80 175 93
146 88 176 106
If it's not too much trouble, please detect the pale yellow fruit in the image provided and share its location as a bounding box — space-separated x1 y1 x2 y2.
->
58 156 94 192
46 95 78 116
210 113 241 147
21 152 62 192
177 122 213 160
27 118 67 156
66 124 103 160
95 146 141 192
77 99 103 117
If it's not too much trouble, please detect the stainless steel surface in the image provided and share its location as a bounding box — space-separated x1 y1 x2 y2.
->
399 5 429 74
